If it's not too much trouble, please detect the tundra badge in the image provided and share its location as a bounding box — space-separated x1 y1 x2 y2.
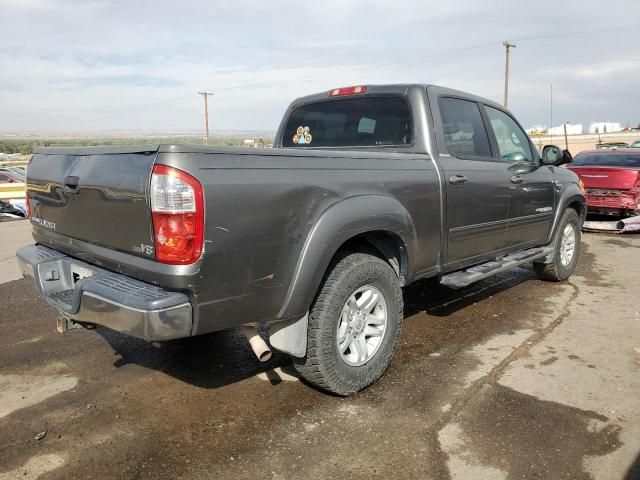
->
31 217 56 230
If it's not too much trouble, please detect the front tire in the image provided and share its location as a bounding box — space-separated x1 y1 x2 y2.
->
293 252 403 396
533 209 581 281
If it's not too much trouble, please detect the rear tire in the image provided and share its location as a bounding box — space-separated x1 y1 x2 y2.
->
293 252 403 396
533 209 581 282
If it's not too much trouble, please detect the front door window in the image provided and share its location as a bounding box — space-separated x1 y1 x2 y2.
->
484 106 533 163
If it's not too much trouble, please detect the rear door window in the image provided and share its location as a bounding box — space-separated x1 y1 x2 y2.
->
282 96 413 147
438 97 491 158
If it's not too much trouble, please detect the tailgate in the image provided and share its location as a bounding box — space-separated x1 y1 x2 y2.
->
27 145 159 259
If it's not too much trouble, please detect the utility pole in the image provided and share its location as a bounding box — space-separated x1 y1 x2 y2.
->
563 122 569 151
503 41 516 108
550 83 553 142
198 91 214 144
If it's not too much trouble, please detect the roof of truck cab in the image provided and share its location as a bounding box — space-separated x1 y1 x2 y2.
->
289 84 504 110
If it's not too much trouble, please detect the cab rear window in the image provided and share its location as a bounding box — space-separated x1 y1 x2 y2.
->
282 96 413 148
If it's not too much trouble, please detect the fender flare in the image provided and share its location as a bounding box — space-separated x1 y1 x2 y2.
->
548 186 586 244
277 195 417 320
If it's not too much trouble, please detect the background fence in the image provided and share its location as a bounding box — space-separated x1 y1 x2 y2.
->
530 131 639 155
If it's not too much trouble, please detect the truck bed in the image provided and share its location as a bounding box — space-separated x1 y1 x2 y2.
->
27 144 441 335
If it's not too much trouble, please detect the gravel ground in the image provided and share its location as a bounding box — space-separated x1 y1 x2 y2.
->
0 220 638 480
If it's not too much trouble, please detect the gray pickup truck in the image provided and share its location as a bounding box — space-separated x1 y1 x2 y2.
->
18 84 586 395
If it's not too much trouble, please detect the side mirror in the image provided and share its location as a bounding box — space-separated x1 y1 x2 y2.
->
541 145 572 166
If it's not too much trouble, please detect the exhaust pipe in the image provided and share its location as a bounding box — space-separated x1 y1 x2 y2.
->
241 325 272 362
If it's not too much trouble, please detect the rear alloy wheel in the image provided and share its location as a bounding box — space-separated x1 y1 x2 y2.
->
534 209 581 281
294 252 403 396
337 285 388 367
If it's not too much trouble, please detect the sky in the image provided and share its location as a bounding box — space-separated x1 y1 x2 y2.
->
1 0 639 134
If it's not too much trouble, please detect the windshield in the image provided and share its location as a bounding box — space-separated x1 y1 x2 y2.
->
282 96 413 148
572 152 640 168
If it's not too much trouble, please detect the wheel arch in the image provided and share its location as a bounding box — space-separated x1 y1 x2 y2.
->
547 187 586 244
566 199 586 220
277 195 416 320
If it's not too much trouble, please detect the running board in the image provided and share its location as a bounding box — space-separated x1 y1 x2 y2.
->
440 247 553 289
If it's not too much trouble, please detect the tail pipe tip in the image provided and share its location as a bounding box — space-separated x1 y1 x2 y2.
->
241 325 272 362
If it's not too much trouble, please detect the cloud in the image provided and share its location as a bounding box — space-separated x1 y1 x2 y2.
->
1 0 639 132
544 59 640 81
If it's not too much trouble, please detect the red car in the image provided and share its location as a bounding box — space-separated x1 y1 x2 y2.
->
568 149 640 216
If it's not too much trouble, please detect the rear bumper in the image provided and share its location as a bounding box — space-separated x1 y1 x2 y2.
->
16 244 193 341
586 192 640 213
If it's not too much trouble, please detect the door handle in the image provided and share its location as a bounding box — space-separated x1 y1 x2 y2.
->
63 176 80 194
510 175 524 185
449 175 468 185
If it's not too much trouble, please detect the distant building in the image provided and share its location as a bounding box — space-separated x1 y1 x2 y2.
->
526 125 547 135
589 122 622 134
548 123 583 136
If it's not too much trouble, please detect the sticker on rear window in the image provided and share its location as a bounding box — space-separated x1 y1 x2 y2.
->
293 126 312 145
358 117 376 134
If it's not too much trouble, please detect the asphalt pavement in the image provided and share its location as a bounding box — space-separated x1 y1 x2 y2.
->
0 219 638 480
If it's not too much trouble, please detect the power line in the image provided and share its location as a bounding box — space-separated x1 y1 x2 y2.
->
61 42 497 127
66 23 640 126
511 24 640 43
206 24 640 94
213 42 499 93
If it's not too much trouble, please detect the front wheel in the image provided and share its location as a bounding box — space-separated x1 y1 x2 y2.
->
293 252 403 396
533 209 581 281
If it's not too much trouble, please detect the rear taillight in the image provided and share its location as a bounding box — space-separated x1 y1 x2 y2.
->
25 194 31 219
150 165 204 265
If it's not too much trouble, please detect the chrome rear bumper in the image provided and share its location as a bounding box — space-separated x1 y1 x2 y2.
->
16 244 193 341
